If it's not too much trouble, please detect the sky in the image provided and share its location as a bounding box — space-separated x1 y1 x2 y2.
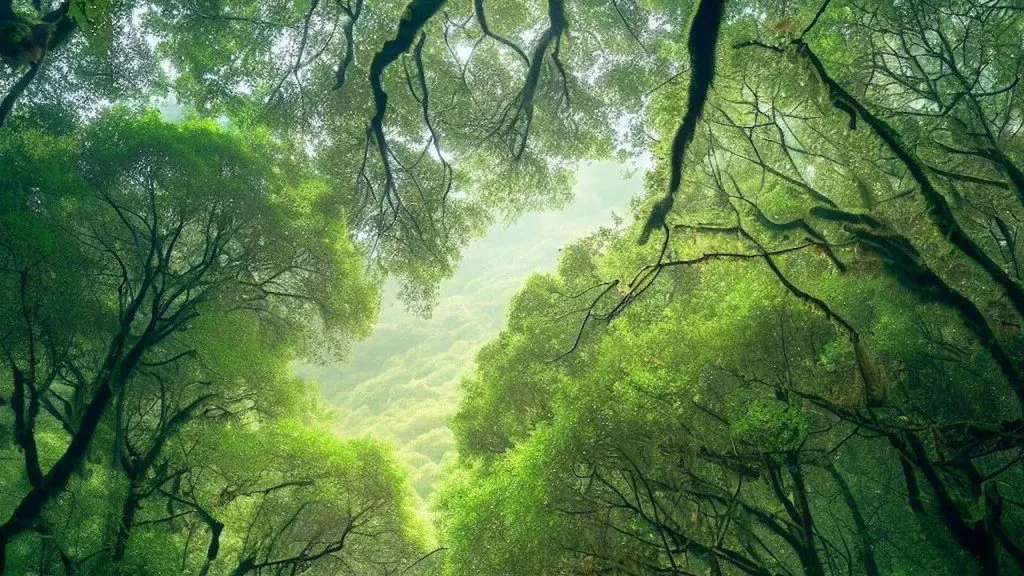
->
299 161 643 502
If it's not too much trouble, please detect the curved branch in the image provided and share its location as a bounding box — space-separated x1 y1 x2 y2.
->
473 0 528 65
639 0 726 244
847 227 1024 405
0 1 77 127
799 0 833 40
757 244 882 407
0 60 41 127
510 0 567 158
368 0 448 136
367 0 448 201
610 0 649 55
788 39 1024 318
334 0 364 88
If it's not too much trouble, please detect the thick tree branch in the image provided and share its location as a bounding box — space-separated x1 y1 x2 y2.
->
334 0 364 88
639 0 726 244
787 39 1024 318
472 0 528 66
0 60 41 127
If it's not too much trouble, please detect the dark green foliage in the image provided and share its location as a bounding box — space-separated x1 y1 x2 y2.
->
439 2 1024 575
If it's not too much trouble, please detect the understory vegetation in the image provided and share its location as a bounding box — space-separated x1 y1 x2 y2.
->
1 0 1023 574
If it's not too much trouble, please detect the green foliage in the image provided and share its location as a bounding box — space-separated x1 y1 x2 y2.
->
68 0 115 53
0 110 436 575
2 0 1024 575
437 3 1024 575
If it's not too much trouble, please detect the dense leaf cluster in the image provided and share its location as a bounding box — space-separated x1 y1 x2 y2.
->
440 1 1024 575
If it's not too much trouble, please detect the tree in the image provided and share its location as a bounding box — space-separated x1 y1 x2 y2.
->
440 2 1024 575
118 420 432 576
2 0 668 305
0 109 388 570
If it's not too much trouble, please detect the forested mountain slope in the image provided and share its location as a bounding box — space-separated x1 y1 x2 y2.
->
303 162 639 499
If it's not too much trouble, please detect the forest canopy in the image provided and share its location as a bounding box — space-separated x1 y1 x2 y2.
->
2 0 1024 574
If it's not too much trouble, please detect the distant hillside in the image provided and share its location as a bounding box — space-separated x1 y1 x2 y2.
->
299 162 641 500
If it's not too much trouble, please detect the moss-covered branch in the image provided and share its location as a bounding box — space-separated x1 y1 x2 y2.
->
639 0 727 244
